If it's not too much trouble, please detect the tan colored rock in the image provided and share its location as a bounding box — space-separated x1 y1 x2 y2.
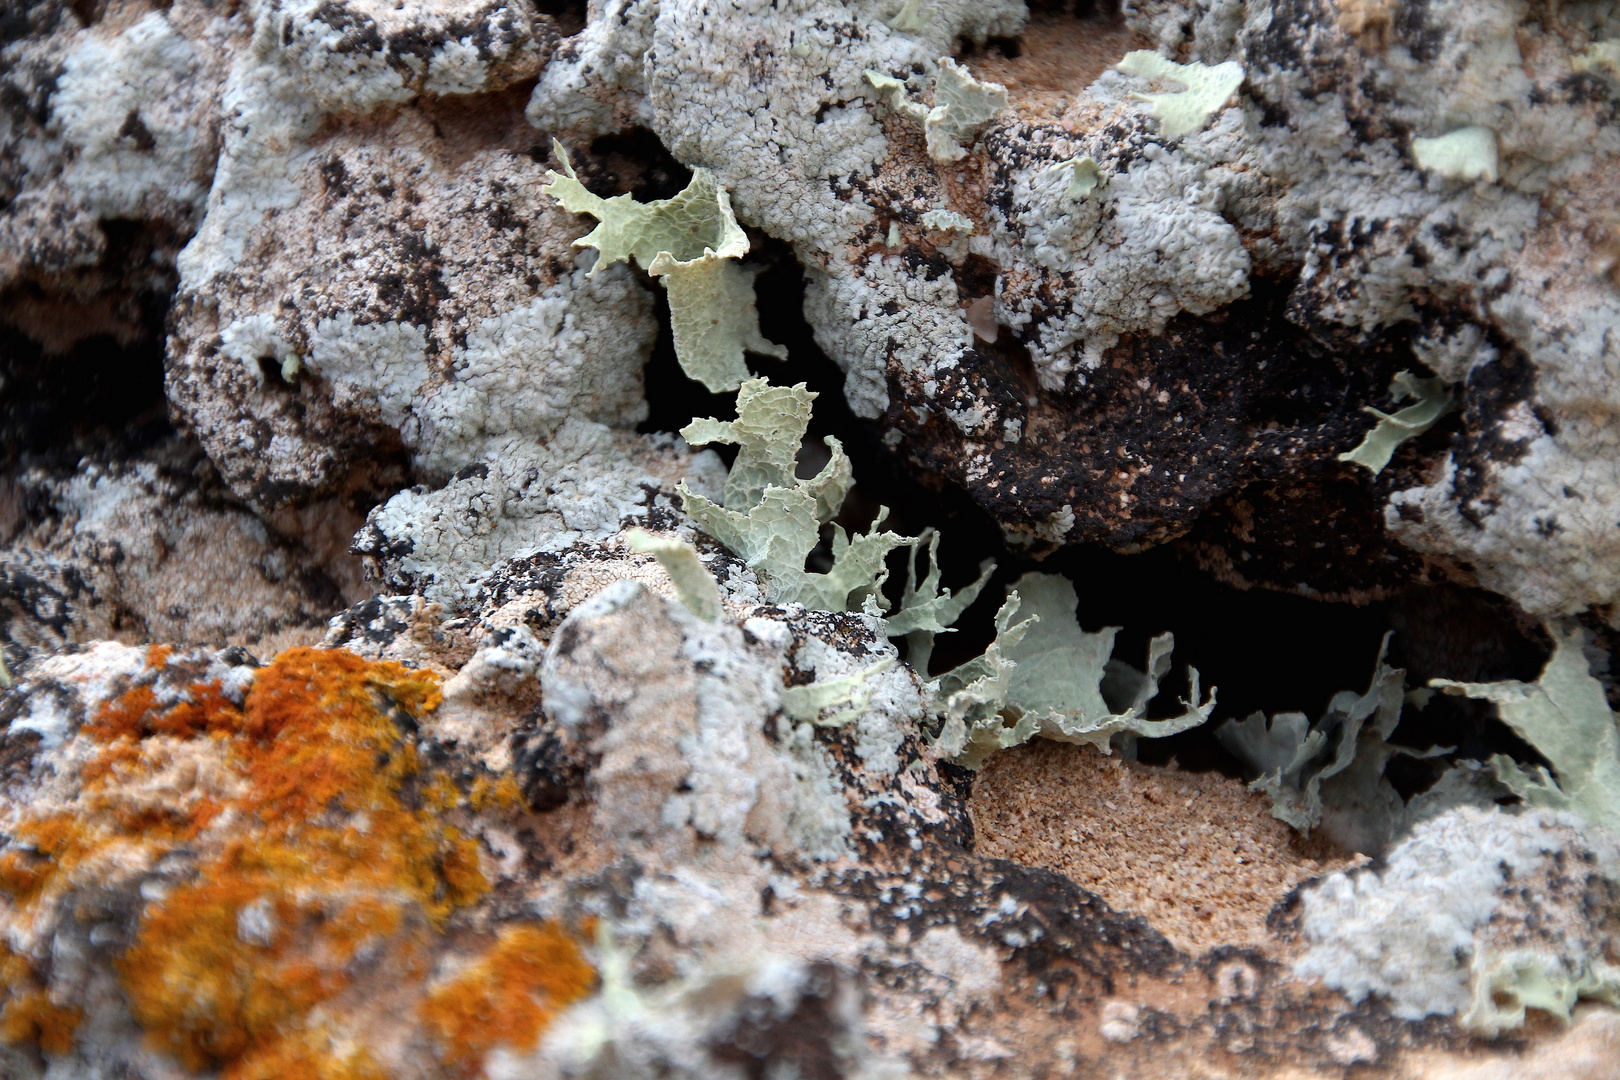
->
972 738 1361 955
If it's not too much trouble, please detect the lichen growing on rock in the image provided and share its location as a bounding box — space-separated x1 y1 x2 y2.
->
5 0 1620 1072
0 645 592 1077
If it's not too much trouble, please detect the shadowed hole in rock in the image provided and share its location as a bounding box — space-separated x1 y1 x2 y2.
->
532 0 588 37
0 291 171 470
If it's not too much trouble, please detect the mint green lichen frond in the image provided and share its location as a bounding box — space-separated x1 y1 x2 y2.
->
865 60 1007 163
1218 635 1420 847
932 590 1036 767
1410 127 1499 183
884 0 930 33
1462 950 1620 1038
626 529 723 622
1117 51 1243 139
931 572 1214 768
1432 623 1620 835
885 528 994 673
677 377 910 612
926 58 1007 163
780 657 897 727
680 378 852 518
1338 371 1454 476
1050 156 1103 198
541 141 785 393
863 70 928 122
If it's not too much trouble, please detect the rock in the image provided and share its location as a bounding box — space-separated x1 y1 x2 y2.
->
0 439 357 657
527 0 1620 613
0 0 1617 1074
0 540 1613 1076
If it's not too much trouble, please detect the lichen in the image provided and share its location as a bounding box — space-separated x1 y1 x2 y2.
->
1432 623 1620 834
542 142 785 392
1573 40 1620 80
419 924 596 1077
1410 126 1499 183
1116 50 1244 139
0 946 80 1056
1053 156 1104 199
1217 635 1437 852
919 208 975 235
626 529 723 622
779 658 896 726
866 58 1007 163
884 528 995 673
1296 807 1620 1034
1337 371 1454 476
0 647 592 1076
933 574 1214 768
924 58 1008 162
678 378 912 612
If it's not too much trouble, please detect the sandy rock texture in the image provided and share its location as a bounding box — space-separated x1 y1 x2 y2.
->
1 0 1619 1075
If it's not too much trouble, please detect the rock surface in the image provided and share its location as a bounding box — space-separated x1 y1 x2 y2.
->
0 541 1613 1078
1 0 1618 1075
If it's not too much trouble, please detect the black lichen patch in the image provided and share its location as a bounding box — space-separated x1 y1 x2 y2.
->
1447 338 1542 529
510 720 590 812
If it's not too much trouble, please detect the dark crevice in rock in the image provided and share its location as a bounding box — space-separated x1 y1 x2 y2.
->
531 0 588 37
583 126 694 203
1023 0 1121 20
0 297 172 470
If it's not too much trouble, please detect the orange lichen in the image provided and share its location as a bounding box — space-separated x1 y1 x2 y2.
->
107 649 481 1072
0 990 82 1055
468 774 524 812
0 945 82 1055
419 924 596 1076
84 679 242 741
0 645 589 1078
230 1035 389 1080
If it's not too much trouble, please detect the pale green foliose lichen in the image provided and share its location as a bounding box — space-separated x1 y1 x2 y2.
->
926 58 1008 162
626 529 723 622
864 59 1007 163
885 529 994 673
1218 636 1441 851
863 70 927 122
677 379 912 612
1432 623 1620 835
885 0 931 33
1410 126 1500 183
1338 371 1454 475
933 573 1213 768
1051 156 1104 198
919 209 974 235
680 379 852 520
780 658 897 727
541 142 785 392
930 590 1033 765
1465 949 1620 1038
1116 50 1244 139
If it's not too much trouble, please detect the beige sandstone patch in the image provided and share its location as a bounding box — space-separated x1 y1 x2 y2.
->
970 739 1361 955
